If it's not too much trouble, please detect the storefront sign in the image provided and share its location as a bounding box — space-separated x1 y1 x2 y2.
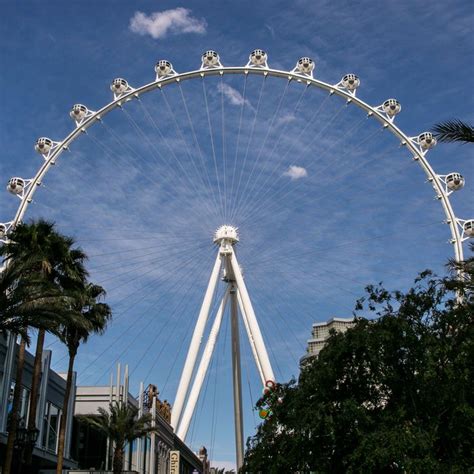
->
170 450 180 474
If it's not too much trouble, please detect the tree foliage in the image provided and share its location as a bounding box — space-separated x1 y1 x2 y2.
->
0 219 88 340
243 246 474 473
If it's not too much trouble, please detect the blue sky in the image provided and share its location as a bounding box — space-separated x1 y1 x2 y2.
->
1 0 473 469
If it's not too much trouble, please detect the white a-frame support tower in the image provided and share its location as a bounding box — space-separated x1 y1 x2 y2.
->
171 225 275 468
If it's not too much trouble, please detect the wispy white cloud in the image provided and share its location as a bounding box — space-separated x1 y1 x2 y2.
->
277 113 297 126
217 82 252 108
283 165 308 180
129 8 207 39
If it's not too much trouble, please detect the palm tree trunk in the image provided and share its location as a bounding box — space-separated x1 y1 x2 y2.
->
113 445 125 474
23 328 46 473
2 337 27 474
56 349 76 474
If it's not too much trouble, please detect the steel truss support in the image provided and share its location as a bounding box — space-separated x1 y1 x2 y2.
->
173 236 274 460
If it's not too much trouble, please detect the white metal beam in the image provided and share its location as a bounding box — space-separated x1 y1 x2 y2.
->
177 287 230 440
237 291 265 385
230 250 275 383
171 252 222 429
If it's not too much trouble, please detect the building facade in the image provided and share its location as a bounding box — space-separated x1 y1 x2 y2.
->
1 335 205 474
73 365 204 474
300 317 355 366
0 333 77 470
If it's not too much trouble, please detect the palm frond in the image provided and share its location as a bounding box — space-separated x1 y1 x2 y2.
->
432 119 474 144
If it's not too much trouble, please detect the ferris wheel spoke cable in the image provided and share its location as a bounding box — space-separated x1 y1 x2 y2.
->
202 78 225 221
233 79 292 220
100 246 213 312
61 129 214 224
257 271 358 333
130 273 223 378
238 91 333 211
228 74 249 217
93 242 209 286
177 82 222 218
244 271 354 336
119 107 218 223
152 284 227 397
237 137 396 230
254 244 434 282
154 89 221 221
54 250 207 369
236 101 348 224
241 336 257 429
95 120 196 208
233 83 309 222
219 74 229 219
102 247 213 317
229 75 267 220
252 287 306 353
259 318 284 380
251 296 301 367
309 126 388 185
242 142 403 229
188 347 216 449
112 109 216 230
85 255 210 384
122 259 214 380
77 248 212 380
247 264 361 314
251 218 442 268
238 106 352 224
87 240 209 274
86 239 204 258
209 302 231 462
85 130 158 191
92 242 209 282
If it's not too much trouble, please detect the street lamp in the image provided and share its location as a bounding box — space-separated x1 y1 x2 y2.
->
13 419 39 474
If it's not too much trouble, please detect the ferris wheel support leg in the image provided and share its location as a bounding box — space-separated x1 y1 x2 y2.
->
230 285 244 471
171 253 222 429
237 291 265 385
230 251 275 384
176 287 230 440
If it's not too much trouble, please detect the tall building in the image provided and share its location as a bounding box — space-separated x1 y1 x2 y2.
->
300 317 355 366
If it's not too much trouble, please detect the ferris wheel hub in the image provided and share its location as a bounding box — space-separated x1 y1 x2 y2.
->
213 225 239 245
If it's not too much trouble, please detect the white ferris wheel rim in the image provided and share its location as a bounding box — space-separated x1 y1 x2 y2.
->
1 57 470 263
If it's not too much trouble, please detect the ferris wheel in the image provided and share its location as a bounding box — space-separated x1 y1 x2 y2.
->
1 49 472 466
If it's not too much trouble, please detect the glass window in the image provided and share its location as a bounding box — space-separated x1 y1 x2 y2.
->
41 402 62 453
42 403 50 448
48 404 60 452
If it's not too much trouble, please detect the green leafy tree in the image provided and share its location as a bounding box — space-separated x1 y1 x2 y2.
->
56 282 111 473
243 246 474 473
81 402 155 474
432 119 474 144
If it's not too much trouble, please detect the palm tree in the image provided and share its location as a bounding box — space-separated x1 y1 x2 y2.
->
0 220 87 474
432 119 474 144
0 264 67 341
0 256 72 474
81 402 155 473
55 283 111 473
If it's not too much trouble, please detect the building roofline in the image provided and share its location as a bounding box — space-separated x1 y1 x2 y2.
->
312 317 355 328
